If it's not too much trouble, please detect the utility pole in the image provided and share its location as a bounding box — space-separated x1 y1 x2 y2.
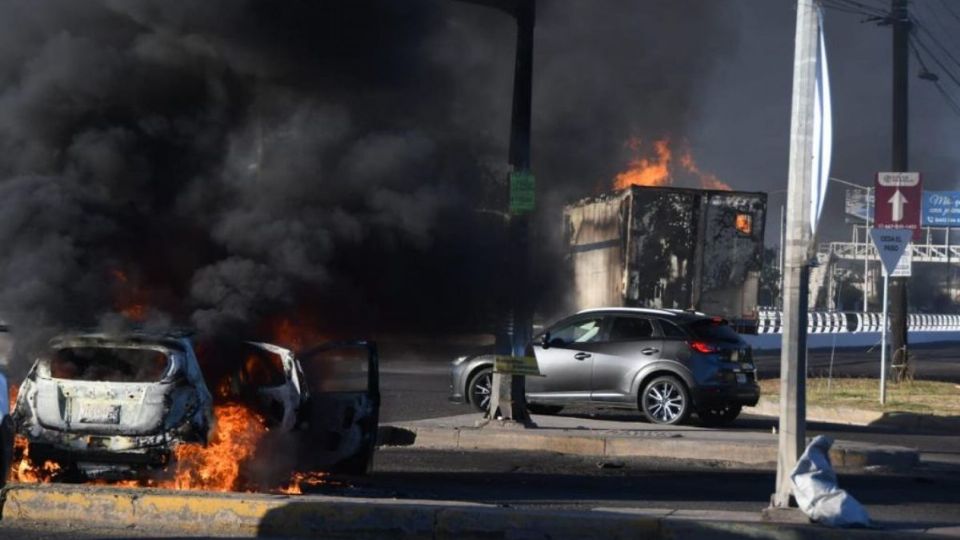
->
769 0 818 511
889 0 910 382
462 0 536 424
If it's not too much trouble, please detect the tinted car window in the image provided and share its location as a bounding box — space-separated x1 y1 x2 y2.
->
659 320 689 338
687 319 741 343
608 317 653 341
550 317 603 345
49 347 170 383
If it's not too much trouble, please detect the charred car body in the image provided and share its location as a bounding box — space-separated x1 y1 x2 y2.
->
224 339 381 475
13 332 213 477
13 331 380 479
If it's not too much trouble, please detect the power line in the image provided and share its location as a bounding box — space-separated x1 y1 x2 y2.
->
908 35 960 116
917 1 960 53
829 0 887 17
820 0 884 19
938 0 960 25
910 19 960 74
911 32 960 89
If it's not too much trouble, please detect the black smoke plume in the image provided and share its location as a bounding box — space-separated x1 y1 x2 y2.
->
0 0 735 371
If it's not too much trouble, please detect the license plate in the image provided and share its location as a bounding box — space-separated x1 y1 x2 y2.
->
77 403 121 424
736 373 747 384
730 350 739 361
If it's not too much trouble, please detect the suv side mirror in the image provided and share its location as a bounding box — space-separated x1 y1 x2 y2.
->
540 332 551 350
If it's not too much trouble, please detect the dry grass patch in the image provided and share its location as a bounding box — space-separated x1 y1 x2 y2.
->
758 378 960 416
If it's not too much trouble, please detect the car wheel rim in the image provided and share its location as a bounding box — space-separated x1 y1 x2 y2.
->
646 381 683 423
472 373 492 411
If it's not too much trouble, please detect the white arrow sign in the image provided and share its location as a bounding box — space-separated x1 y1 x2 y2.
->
888 189 907 222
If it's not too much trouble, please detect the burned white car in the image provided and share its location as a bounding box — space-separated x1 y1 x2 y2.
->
12 332 213 478
224 340 381 475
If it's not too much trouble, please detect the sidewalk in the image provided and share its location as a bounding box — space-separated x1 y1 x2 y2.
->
1 483 951 539
380 412 920 471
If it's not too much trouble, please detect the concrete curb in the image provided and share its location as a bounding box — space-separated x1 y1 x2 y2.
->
747 397 960 433
378 425 920 471
0 484 933 539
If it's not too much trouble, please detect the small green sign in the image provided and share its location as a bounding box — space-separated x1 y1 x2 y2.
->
493 355 541 376
509 170 535 214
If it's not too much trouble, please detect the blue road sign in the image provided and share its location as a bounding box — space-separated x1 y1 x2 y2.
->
922 191 960 227
870 228 912 276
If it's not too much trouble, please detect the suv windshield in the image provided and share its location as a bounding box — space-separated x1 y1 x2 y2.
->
686 319 741 343
48 346 170 383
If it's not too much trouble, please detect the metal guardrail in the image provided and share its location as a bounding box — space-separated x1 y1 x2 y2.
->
755 310 960 334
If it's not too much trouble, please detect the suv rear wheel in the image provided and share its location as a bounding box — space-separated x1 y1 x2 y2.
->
640 375 690 425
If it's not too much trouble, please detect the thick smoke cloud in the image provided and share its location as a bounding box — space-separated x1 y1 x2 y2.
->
0 0 735 370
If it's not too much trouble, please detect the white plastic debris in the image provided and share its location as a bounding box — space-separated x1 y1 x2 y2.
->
790 435 872 528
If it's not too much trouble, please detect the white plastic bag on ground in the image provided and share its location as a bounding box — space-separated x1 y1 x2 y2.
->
790 435 872 527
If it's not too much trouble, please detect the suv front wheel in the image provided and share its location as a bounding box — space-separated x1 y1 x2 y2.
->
640 375 690 425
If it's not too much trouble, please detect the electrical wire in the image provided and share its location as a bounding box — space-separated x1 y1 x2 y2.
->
911 32 960 89
911 18 960 73
819 0 884 18
908 35 960 116
938 0 960 25
827 0 888 17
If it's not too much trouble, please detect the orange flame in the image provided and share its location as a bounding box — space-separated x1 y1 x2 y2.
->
110 269 150 322
9 399 327 492
614 137 732 191
165 404 268 492
280 471 331 495
266 317 326 351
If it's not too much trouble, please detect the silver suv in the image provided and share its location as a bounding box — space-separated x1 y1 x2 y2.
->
450 308 759 426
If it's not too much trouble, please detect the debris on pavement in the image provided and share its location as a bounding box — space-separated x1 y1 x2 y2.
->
791 435 872 528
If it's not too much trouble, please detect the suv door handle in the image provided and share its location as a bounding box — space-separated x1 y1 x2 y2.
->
641 348 659 355
574 352 591 360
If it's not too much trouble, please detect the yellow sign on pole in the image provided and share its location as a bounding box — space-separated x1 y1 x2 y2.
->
493 355 541 376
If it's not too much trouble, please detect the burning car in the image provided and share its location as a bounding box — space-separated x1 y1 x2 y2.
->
12 331 213 478
13 330 380 483
217 339 381 476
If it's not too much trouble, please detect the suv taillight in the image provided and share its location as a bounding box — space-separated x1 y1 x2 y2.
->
689 341 718 354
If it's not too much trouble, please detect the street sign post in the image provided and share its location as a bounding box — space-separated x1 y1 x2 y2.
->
874 172 921 238
870 228 912 405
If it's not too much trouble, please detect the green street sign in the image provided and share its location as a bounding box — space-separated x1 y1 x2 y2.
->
509 170 535 214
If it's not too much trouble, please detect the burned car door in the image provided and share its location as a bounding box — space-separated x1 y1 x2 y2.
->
230 342 306 431
293 340 379 475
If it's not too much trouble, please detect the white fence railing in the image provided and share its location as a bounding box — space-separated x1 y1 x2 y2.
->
755 310 960 335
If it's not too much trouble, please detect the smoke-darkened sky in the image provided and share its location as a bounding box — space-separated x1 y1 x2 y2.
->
0 0 956 364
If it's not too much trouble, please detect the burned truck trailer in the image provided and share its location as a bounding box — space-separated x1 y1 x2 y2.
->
564 186 767 327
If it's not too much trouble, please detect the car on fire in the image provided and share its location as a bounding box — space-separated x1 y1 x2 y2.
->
450 308 760 426
12 331 214 478
224 339 381 475
12 331 380 479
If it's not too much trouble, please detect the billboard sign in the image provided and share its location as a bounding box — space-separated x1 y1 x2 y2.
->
844 188 874 223
922 191 960 227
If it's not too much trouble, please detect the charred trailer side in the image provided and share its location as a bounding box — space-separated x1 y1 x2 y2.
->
563 186 767 330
